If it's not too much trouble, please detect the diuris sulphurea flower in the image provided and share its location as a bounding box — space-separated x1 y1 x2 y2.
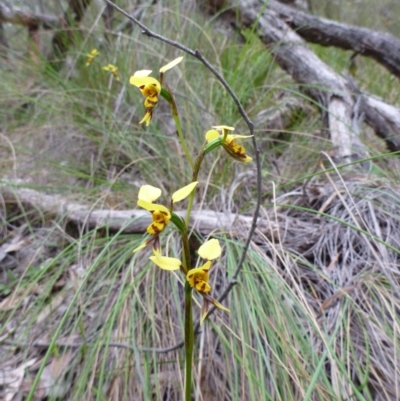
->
102 64 119 81
85 49 99 66
133 181 198 253
186 239 230 324
129 56 183 126
205 125 253 163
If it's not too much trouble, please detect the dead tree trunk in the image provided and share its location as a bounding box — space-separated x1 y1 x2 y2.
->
50 0 93 69
220 0 400 157
269 0 400 80
0 1 92 68
0 18 8 58
0 2 60 60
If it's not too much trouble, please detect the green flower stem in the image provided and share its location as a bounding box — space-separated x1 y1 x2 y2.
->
181 229 194 399
184 281 194 401
185 150 205 226
181 228 191 276
192 150 205 182
172 112 194 169
161 87 194 169
185 192 195 227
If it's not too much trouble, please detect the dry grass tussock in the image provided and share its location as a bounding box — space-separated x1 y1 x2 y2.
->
0 172 400 400
274 174 400 399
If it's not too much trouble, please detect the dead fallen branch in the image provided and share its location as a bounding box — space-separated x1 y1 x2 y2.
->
361 94 400 152
253 95 310 133
1 182 321 249
0 18 7 58
0 183 264 236
0 3 60 29
269 0 400 80
226 0 400 155
0 1 92 67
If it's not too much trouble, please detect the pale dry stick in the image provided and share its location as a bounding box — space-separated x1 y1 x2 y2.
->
102 0 262 350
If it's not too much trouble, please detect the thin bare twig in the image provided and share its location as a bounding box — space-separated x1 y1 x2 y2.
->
102 0 261 352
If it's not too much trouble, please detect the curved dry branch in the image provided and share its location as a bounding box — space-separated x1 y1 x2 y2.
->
269 0 400 80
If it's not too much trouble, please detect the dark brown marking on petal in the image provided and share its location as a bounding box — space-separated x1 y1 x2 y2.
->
150 224 161 234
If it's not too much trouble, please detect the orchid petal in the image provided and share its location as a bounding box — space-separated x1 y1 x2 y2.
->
137 200 170 215
226 134 253 140
212 125 235 131
205 130 220 143
133 241 148 253
138 185 162 203
172 182 198 203
139 110 152 126
133 70 152 77
198 239 221 260
149 248 181 270
129 76 160 90
159 56 183 73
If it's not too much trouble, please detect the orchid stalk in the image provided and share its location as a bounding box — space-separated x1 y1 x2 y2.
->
127 56 252 400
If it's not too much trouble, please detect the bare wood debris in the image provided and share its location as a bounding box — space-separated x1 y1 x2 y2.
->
269 0 400 80
220 0 400 159
0 3 60 29
0 183 274 241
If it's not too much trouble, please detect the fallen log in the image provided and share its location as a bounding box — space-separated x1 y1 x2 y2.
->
0 3 60 29
225 0 400 155
0 183 318 248
269 0 400 80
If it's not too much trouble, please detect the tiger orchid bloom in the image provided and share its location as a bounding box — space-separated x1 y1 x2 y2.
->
205 125 253 163
133 181 198 253
129 57 183 126
186 239 230 324
102 64 119 81
85 48 99 67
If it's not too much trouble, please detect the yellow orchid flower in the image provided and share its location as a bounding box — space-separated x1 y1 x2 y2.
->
133 182 198 253
149 248 181 270
186 239 229 324
187 262 212 293
205 125 253 163
102 63 120 81
129 57 183 126
85 48 99 67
